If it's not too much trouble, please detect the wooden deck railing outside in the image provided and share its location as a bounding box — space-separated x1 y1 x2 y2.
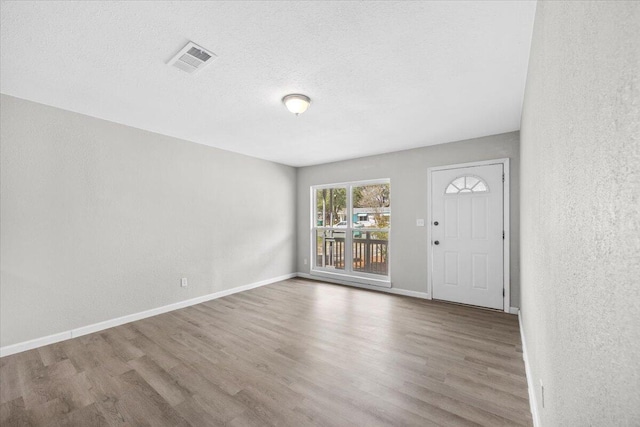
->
317 232 388 275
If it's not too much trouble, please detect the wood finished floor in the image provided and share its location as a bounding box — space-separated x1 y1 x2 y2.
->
1 279 532 427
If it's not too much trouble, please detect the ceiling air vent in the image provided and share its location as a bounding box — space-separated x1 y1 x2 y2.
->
167 42 217 74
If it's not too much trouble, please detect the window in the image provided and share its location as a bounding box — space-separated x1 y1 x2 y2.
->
445 175 489 194
312 180 390 286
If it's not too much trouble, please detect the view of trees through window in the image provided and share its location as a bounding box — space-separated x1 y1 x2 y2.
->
315 187 346 227
313 181 390 279
353 183 390 229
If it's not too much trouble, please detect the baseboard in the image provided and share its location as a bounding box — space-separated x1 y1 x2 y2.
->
0 273 297 358
518 310 541 427
296 272 431 299
509 307 519 315
0 331 74 359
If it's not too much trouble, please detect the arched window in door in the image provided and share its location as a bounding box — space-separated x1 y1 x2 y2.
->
445 175 489 194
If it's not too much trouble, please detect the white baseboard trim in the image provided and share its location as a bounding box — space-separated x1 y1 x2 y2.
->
518 310 541 427
0 273 297 358
296 273 519 311
296 272 431 300
0 331 73 359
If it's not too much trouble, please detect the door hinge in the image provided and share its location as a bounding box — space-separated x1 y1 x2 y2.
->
502 173 505 182
502 231 505 239
503 289 505 297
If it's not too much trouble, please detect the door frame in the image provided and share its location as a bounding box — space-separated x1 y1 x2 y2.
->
426 158 510 313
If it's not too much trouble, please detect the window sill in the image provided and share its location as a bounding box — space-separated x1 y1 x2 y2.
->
310 269 392 288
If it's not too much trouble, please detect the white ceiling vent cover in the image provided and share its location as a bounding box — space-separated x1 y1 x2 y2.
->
167 42 217 74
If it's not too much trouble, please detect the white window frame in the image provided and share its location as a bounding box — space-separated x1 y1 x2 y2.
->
310 179 391 288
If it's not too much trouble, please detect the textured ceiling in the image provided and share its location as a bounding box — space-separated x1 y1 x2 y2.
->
0 1 536 167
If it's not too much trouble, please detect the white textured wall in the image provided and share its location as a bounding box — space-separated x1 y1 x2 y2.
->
0 95 297 347
297 132 521 306
520 1 640 425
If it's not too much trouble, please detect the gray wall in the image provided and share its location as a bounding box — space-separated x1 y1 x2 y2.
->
520 1 640 425
297 132 521 307
0 94 297 347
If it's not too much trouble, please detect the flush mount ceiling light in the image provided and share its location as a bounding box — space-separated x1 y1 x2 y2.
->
282 94 311 116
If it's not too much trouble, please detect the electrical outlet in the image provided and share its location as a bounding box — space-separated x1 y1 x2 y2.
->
181 278 188 287
304 258 308 265
416 219 425 227
540 380 545 408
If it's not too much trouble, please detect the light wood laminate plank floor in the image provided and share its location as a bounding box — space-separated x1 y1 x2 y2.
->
1 279 532 426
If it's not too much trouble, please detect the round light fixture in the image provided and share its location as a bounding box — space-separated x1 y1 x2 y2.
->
282 94 311 116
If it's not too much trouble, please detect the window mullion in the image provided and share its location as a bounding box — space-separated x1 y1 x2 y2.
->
345 185 353 274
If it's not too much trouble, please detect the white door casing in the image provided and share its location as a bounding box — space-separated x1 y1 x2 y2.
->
430 163 505 310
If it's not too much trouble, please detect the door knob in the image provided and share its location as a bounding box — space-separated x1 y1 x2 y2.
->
434 221 439 226
434 240 440 245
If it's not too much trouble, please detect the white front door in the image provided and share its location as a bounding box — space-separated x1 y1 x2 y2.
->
431 163 504 310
